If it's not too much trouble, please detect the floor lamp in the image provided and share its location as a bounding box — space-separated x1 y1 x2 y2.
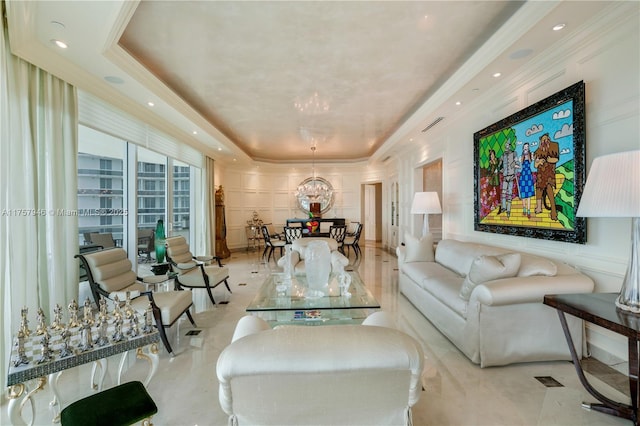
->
577 150 640 313
410 192 442 238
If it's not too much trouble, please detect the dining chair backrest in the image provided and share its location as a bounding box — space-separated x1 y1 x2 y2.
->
329 225 347 243
260 225 272 244
283 227 303 244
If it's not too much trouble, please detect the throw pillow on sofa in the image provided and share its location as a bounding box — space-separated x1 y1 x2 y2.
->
404 232 435 263
517 254 558 277
459 253 521 300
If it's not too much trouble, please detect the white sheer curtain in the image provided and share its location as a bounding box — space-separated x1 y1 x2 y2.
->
1 15 78 386
206 156 216 255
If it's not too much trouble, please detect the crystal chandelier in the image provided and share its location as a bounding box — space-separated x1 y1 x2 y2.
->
295 145 333 212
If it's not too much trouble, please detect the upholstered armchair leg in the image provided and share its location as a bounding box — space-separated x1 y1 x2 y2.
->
205 286 217 305
151 307 174 355
186 310 197 327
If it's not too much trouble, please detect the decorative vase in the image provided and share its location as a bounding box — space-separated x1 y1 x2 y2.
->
154 219 166 263
304 240 331 298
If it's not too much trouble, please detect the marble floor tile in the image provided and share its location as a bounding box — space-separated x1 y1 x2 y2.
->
1 243 631 425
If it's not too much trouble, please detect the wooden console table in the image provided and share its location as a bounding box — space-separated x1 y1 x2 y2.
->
544 292 638 425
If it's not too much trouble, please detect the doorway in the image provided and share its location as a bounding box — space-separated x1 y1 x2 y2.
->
363 183 382 242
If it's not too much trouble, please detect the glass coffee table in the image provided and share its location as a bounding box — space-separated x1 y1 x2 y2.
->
246 271 380 325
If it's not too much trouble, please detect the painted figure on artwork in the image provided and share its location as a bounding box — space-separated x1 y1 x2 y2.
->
518 142 535 218
487 149 500 210
534 133 560 221
497 139 520 218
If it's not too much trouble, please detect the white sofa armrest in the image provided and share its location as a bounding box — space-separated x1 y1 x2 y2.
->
231 315 271 342
396 245 406 265
471 274 595 306
362 311 397 328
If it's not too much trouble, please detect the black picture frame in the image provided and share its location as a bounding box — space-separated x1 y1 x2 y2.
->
473 81 586 244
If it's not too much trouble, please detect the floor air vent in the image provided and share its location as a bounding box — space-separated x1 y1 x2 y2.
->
535 376 564 387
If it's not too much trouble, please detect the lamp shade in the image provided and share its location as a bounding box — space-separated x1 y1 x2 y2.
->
577 150 640 218
410 192 442 215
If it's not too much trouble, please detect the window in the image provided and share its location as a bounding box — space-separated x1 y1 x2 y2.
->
78 124 197 259
77 126 125 245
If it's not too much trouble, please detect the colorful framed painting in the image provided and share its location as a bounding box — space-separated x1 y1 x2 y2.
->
473 81 586 243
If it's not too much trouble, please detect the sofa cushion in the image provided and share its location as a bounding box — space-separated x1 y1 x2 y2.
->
420 275 468 318
403 233 434 263
435 240 508 277
459 253 521 300
401 262 457 286
518 254 558 277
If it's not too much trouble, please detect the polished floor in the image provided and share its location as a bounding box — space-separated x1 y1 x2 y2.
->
2 243 632 425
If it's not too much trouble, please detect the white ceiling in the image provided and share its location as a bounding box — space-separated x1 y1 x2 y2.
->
5 1 613 164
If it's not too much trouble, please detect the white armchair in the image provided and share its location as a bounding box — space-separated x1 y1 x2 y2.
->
216 313 424 426
165 236 231 305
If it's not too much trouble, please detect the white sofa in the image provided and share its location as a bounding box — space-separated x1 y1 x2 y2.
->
277 237 349 274
216 313 424 426
397 237 594 367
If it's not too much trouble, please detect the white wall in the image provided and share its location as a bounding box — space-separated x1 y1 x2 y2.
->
388 4 639 363
219 162 373 251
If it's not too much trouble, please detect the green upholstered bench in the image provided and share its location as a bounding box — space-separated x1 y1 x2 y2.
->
60 381 158 426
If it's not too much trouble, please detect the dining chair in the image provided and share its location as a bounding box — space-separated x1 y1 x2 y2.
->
283 226 304 244
260 225 286 262
329 225 347 254
75 247 195 355
88 233 117 249
343 223 363 257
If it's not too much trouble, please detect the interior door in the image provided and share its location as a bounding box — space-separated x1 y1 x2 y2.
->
364 184 376 241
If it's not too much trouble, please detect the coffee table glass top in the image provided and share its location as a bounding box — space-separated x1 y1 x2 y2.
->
246 271 380 324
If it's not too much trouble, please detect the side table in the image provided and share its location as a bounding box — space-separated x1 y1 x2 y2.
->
544 292 639 425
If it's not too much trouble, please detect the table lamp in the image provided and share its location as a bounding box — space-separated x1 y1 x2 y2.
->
577 150 640 313
410 192 442 238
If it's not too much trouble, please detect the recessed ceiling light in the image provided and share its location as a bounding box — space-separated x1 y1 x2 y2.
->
192 131 197 135
104 76 124 84
553 23 566 31
50 39 67 49
218 147 222 151
147 101 155 107
472 88 480 92
493 72 502 78
455 101 462 106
